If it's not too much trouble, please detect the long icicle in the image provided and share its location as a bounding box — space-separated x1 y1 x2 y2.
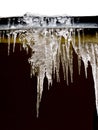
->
7 32 10 56
13 32 17 53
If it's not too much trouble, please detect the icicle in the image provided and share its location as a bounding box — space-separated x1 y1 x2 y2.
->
93 43 98 113
83 43 90 78
56 48 60 82
82 29 85 45
77 29 81 75
13 32 17 53
72 29 76 50
69 41 73 83
73 29 76 46
51 32 60 82
69 29 73 83
7 32 10 56
65 36 69 85
62 44 66 80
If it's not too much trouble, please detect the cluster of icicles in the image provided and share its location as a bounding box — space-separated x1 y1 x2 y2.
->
1 28 98 117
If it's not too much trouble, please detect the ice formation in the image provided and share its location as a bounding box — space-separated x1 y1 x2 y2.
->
0 14 98 117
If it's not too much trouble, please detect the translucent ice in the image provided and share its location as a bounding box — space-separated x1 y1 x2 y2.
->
4 14 98 117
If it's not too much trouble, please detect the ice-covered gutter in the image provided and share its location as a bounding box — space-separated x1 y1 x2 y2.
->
0 13 98 117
